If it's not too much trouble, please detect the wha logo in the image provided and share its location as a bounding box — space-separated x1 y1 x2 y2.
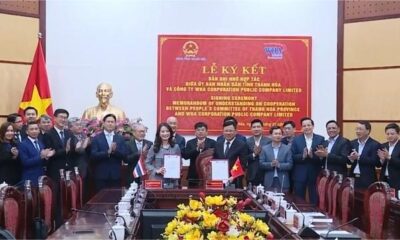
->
264 44 285 60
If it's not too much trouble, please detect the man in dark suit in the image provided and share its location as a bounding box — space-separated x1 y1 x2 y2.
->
246 119 271 186
91 114 128 192
43 109 72 227
21 106 38 139
124 123 153 186
259 126 293 192
43 109 72 182
315 120 351 176
213 120 248 188
38 114 53 141
216 116 247 143
282 120 296 145
348 121 381 189
182 122 216 187
291 117 325 204
166 116 186 151
66 117 90 202
19 121 55 186
378 123 400 191
7 113 24 143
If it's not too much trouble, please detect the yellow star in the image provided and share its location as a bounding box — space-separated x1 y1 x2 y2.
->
19 85 52 116
232 165 238 171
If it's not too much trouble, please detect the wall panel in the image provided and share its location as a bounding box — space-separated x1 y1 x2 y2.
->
0 13 39 62
343 69 400 120
0 63 31 115
344 18 400 68
0 0 39 17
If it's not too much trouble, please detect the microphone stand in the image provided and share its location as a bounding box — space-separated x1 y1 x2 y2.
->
71 208 116 240
325 217 359 239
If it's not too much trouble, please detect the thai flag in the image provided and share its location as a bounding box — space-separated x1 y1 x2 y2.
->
133 154 147 178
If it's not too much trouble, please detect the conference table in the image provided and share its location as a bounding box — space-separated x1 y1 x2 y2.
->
49 188 366 239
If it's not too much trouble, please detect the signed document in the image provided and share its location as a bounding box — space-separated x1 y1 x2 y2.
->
211 159 229 181
164 154 181 179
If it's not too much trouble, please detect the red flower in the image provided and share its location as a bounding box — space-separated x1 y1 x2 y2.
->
213 209 229 220
217 220 230 233
236 200 245 211
266 232 274 239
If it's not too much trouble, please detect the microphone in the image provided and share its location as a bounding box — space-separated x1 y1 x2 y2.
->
291 202 319 239
325 217 359 239
280 175 285 193
71 208 116 240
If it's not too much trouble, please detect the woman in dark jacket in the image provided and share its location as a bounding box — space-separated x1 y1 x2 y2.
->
0 122 21 185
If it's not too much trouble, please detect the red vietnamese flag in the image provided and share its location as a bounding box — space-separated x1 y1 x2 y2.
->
18 39 53 117
230 158 244 179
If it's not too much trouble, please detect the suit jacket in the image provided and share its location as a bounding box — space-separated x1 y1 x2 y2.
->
213 137 248 187
66 135 90 178
349 137 381 189
379 141 400 190
91 132 128 180
282 136 295 146
145 144 181 180
124 138 153 183
259 143 293 189
174 134 186 151
182 137 216 182
18 138 45 186
291 134 325 183
217 133 247 143
0 142 21 185
322 136 351 176
20 125 28 140
246 136 272 184
43 127 72 182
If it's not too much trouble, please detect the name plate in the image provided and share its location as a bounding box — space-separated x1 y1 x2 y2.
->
144 180 162 189
206 180 224 190
293 213 303 229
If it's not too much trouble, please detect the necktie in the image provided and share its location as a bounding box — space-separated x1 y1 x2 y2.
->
224 141 230 157
60 131 65 144
34 140 40 153
16 132 21 142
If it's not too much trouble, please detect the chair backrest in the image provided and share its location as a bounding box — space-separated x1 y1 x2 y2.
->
62 171 77 220
38 175 55 233
338 177 354 222
326 171 338 214
317 169 329 211
0 185 24 239
195 148 215 187
74 167 83 208
364 181 391 239
331 174 343 217
23 180 37 239
59 169 69 220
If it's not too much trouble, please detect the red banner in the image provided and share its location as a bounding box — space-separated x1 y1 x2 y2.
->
158 35 311 135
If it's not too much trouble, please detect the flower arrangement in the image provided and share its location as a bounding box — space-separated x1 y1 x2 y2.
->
163 193 273 240
82 118 103 137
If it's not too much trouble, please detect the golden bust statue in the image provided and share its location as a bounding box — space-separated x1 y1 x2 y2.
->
82 82 126 121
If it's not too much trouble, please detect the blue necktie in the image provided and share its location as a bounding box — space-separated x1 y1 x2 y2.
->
34 140 40 153
60 131 65 144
